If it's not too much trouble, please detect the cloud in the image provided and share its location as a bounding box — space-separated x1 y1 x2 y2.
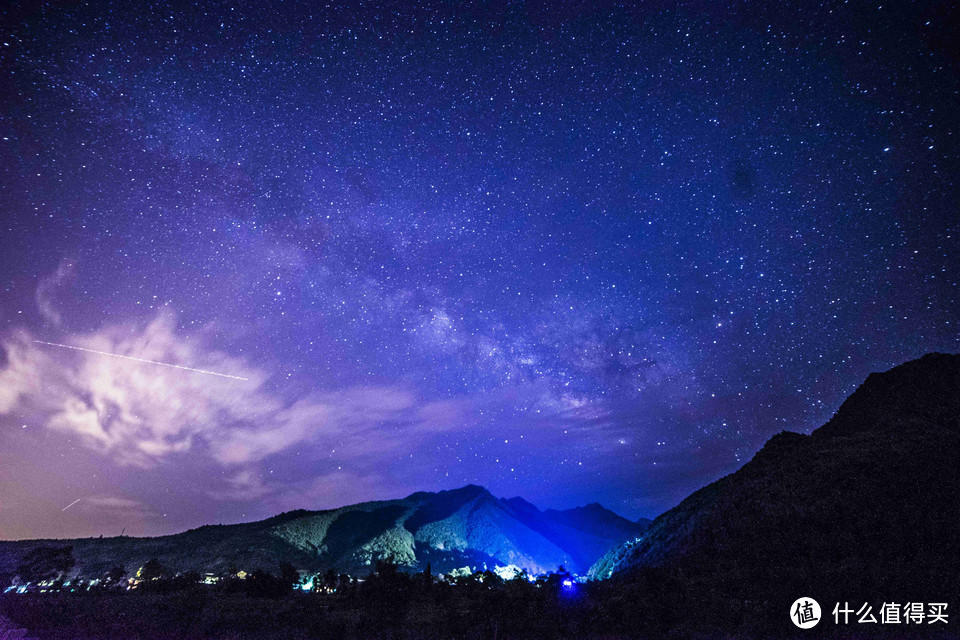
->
35 258 77 327
83 495 148 510
80 495 155 516
279 471 416 512
214 470 410 513
0 312 421 469
208 470 274 502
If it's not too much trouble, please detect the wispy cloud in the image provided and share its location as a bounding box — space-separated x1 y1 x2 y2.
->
215 470 410 513
83 495 151 511
35 258 77 327
0 312 420 470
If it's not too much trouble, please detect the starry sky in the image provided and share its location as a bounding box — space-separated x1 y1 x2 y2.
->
0 0 958 540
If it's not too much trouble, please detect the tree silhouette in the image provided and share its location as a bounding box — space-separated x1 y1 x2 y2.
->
279 562 299 589
138 558 169 581
106 566 126 581
16 546 75 584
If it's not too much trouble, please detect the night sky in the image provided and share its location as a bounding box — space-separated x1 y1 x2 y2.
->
1 0 957 540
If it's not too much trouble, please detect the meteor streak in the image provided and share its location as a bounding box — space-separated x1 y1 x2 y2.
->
61 498 82 512
33 340 249 381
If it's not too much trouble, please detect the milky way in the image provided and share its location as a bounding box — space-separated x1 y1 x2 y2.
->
0 1 957 539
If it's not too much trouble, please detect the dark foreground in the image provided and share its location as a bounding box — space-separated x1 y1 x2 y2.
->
2 569 956 640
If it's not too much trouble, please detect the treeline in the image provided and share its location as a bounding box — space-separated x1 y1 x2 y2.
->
2 554 954 639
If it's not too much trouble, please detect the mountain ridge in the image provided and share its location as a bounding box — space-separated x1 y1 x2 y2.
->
0 485 645 581
589 352 960 604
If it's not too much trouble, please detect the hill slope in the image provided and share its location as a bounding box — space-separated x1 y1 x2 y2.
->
590 353 960 602
0 485 643 580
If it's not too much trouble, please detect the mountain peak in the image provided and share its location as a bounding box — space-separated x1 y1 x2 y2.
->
590 352 960 593
447 484 492 499
815 352 960 439
405 484 491 502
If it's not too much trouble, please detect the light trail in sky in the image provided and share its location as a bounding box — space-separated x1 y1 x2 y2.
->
61 498 83 512
33 340 249 381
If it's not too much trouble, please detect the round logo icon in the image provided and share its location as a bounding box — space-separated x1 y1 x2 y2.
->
790 597 821 629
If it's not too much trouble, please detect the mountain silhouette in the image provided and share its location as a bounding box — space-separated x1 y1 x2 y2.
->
590 353 960 605
0 485 644 580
